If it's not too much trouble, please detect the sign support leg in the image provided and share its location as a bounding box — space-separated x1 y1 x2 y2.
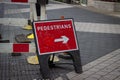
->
69 50 83 73
38 54 53 79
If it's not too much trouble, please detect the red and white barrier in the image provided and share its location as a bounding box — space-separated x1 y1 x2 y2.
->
0 43 36 53
11 0 28 3
0 0 46 54
11 0 37 3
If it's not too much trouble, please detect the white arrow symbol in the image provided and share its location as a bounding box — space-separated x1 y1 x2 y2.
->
54 36 69 44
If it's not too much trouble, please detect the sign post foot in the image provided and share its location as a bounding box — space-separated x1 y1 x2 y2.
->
69 50 83 73
38 54 53 79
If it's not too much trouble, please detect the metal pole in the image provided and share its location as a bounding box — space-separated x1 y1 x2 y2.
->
29 0 37 21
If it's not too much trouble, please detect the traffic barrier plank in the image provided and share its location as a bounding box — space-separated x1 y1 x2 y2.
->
0 43 36 53
11 0 28 3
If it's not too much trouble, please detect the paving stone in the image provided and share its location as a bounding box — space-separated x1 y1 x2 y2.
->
95 71 108 76
70 75 85 80
66 71 79 79
88 60 102 66
97 63 109 68
88 74 102 79
100 68 113 73
113 67 120 73
114 76 120 80
99 77 112 80
82 61 101 71
106 63 120 70
112 55 120 60
116 60 120 64
89 68 100 73
95 63 109 69
94 65 106 70
82 70 95 76
103 74 118 80
85 77 98 80
82 64 93 71
109 71 120 77
102 60 115 65
55 77 63 80
73 73 98 80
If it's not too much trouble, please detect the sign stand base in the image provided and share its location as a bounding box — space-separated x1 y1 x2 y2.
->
69 50 82 73
38 50 82 79
0 34 1 39
38 54 53 80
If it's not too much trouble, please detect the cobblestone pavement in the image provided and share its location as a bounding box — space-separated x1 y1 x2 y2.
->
0 0 120 80
56 49 120 80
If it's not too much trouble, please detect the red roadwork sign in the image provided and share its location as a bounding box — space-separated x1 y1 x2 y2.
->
33 19 78 55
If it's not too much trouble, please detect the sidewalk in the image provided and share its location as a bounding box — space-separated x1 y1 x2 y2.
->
56 49 120 80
